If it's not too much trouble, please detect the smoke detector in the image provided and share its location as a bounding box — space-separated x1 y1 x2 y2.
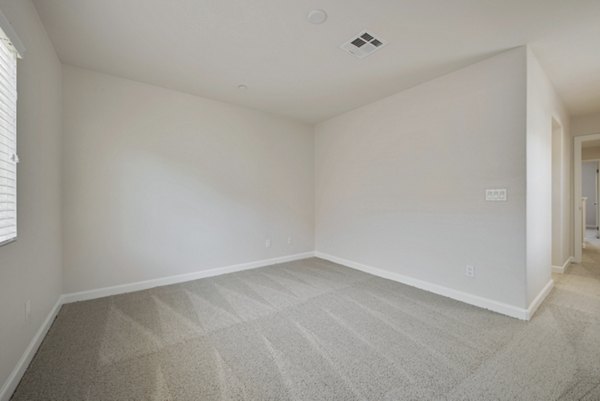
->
340 30 385 59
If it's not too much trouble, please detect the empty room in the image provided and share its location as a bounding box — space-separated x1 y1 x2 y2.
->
1 0 599 400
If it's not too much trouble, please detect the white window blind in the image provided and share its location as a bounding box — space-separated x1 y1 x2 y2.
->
0 30 18 245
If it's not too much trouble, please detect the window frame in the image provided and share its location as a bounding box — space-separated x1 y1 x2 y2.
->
0 10 24 247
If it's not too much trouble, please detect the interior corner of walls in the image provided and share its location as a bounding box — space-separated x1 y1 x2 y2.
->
552 256 573 274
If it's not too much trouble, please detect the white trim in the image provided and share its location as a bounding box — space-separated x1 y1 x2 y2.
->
574 133 600 263
552 256 573 273
0 296 63 401
62 252 315 303
315 251 533 320
525 279 554 320
0 9 25 57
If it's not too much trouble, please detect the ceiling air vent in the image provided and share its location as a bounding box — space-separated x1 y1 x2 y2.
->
340 30 385 59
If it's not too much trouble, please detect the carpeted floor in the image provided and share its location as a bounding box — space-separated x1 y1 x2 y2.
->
11 255 600 401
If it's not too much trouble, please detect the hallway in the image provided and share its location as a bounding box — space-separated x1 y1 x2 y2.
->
543 243 600 399
584 228 600 248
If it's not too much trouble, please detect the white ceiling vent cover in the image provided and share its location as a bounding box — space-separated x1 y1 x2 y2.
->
340 30 385 59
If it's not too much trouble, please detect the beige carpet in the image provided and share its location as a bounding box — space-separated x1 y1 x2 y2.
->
11 255 600 401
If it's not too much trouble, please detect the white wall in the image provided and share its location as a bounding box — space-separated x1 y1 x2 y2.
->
315 48 528 309
551 121 565 267
525 49 570 303
572 112 600 137
62 66 314 293
0 0 62 394
582 146 600 160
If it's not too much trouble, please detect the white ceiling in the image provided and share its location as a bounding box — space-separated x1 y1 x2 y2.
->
33 0 600 123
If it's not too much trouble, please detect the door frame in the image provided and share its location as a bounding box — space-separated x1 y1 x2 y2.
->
574 133 600 262
597 161 600 239
581 159 600 234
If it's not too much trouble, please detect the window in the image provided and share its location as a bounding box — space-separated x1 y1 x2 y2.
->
0 26 18 246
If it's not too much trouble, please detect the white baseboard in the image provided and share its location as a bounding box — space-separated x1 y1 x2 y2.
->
315 251 533 320
62 252 316 303
526 279 554 320
552 256 573 273
0 296 64 401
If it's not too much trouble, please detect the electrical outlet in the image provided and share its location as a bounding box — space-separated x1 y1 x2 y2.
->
25 300 31 321
287 237 292 245
265 239 271 248
465 265 475 278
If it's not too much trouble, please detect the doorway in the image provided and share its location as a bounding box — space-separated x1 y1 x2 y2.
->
574 134 600 262
582 161 598 236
